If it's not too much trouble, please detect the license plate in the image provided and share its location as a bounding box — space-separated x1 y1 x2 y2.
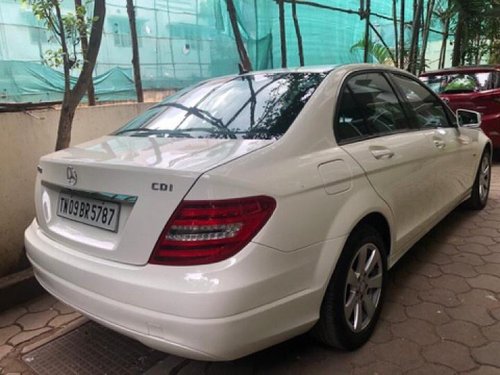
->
57 192 120 232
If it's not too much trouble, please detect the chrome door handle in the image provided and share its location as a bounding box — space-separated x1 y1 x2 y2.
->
370 149 394 160
433 139 446 149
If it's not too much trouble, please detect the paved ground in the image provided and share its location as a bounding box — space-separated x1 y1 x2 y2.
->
1 164 500 374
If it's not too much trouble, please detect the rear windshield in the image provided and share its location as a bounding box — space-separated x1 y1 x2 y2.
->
114 72 326 140
421 71 500 94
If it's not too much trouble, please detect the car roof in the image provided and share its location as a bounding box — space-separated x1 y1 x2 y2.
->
238 65 339 76
237 64 414 77
420 65 500 76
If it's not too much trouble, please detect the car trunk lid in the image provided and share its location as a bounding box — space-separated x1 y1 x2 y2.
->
34 136 271 265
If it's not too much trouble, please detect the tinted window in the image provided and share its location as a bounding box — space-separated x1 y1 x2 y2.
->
335 73 410 144
114 72 326 140
392 74 451 129
421 71 500 94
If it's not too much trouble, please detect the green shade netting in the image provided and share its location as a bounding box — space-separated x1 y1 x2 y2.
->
0 0 445 103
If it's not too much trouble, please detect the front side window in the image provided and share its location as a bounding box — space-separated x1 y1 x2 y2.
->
391 74 452 129
335 72 410 144
114 72 326 140
421 71 500 94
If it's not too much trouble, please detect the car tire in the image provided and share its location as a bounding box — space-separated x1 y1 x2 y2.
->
313 224 387 350
466 148 491 210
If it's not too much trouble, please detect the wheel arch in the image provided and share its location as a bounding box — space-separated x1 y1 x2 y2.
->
350 212 392 257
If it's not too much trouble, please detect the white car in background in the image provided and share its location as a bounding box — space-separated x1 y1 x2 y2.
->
25 64 491 360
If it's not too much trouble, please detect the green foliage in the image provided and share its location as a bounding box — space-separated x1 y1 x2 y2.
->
450 0 500 64
20 0 96 70
350 39 392 65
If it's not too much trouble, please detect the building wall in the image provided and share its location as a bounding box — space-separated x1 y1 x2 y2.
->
0 102 153 277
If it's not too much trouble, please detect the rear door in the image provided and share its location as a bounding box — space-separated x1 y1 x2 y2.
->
336 71 439 252
390 73 475 204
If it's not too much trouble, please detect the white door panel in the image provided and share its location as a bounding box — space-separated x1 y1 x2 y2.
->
341 132 437 254
420 127 476 209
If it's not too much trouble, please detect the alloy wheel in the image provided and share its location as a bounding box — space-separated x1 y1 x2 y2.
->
343 243 383 333
479 154 491 203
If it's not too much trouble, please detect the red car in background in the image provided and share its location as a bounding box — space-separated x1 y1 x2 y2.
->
420 65 500 148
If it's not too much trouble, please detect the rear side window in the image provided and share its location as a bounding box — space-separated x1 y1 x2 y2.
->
391 74 452 129
335 72 410 144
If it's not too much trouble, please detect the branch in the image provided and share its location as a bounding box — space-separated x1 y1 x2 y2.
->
70 0 105 101
54 1 70 94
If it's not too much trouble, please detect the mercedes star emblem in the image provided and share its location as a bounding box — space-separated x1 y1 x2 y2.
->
66 166 77 186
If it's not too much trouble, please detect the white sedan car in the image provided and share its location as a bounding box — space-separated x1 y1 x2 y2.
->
25 64 491 361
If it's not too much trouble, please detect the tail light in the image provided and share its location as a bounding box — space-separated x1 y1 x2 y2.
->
149 196 276 266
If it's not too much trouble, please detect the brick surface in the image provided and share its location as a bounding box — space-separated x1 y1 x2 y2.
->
468 366 500 375
371 338 424 371
0 345 13 361
385 286 421 307
352 361 402 375
369 320 393 344
409 262 443 278
26 295 56 313
416 251 452 265
451 252 485 266
436 321 488 347
457 244 492 256
52 301 75 315
428 274 472 293
406 302 450 325
422 341 476 372
390 319 439 346
447 304 496 326
405 363 456 375
48 312 81 328
418 288 461 307
0 326 21 346
8 327 51 347
475 263 500 277
440 262 479 278
472 342 500 367
467 275 500 293
458 289 500 308
0 308 27 329
482 253 500 263
16 310 58 331
380 302 407 323
481 322 500 341
464 236 496 246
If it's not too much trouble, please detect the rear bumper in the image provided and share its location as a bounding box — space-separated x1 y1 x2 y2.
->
25 220 343 360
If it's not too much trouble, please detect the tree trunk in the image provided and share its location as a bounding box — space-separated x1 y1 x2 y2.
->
127 0 144 102
408 0 423 74
55 0 106 151
278 0 287 68
418 0 435 74
75 0 96 106
399 0 405 68
392 0 399 67
452 9 464 67
438 1 451 70
292 0 304 66
363 0 371 63
227 0 253 71
55 97 79 151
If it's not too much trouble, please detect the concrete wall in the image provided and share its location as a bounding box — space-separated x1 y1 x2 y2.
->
0 103 154 277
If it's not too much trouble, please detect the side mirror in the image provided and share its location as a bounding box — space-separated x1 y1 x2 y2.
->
457 109 482 129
